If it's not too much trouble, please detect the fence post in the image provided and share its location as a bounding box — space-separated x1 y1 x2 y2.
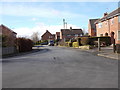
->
98 38 101 51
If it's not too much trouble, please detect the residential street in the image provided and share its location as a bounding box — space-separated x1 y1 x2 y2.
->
2 46 118 88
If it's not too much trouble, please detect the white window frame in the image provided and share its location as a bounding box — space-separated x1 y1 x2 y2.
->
118 16 120 22
98 23 102 28
111 18 114 25
75 34 78 37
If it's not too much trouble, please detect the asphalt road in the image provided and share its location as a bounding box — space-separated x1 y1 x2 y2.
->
2 46 118 88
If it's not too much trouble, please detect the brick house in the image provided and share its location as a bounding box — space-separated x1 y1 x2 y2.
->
95 8 120 44
60 27 83 41
41 30 55 41
55 32 60 41
0 24 17 47
0 24 17 55
88 19 99 36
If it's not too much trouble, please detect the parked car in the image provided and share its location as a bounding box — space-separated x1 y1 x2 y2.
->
48 40 54 46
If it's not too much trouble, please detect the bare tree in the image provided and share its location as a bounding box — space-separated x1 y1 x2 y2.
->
31 32 39 43
82 28 88 36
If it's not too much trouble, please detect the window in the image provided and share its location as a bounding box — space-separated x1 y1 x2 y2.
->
67 34 71 36
98 23 102 28
75 34 78 37
105 21 108 26
49 36 52 38
118 31 120 40
111 18 114 25
119 16 120 22
80 34 83 36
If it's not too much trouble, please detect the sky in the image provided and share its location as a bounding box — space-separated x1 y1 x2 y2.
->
0 1 119 39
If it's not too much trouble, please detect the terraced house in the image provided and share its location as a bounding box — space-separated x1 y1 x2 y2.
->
95 8 120 44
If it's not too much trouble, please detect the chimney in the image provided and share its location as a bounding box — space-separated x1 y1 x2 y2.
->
104 12 108 16
70 27 72 30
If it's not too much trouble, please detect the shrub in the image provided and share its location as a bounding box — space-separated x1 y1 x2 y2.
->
1 35 7 47
65 42 72 47
16 37 33 52
72 42 79 47
80 37 89 45
78 36 111 46
99 36 111 46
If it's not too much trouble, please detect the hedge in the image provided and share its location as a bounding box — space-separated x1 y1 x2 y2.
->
78 36 111 46
72 42 79 47
16 37 33 52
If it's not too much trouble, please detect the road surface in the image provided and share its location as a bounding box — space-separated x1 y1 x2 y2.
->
2 46 118 88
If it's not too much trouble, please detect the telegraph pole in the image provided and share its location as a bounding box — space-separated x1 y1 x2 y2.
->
63 19 65 29
65 22 67 29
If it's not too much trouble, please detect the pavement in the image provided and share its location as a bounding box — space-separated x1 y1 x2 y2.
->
97 46 119 60
87 46 119 60
2 46 118 88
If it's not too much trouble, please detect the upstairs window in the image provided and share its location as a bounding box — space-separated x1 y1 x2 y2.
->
111 18 114 25
119 16 120 22
75 34 78 37
49 36 52 38
67 34 71 36
98 23 102 28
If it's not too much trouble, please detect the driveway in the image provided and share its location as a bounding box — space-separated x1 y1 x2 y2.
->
2 46 118 88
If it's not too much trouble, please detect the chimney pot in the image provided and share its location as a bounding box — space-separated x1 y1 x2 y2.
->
70 27 72 30
104 12 108 16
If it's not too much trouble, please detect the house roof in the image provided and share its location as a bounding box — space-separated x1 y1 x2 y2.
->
61 28 83 35
89 19 99 29
95 7 120 24
0 24 17 34
41 30 52 37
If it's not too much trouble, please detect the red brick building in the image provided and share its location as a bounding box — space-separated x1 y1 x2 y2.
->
55 32 60 40
41 30 55 41
88 19 99 36
0 24 17 47
95 8 120 44
60 27 83 41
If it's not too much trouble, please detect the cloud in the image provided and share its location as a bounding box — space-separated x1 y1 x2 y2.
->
0 3 89 19
31 18 38 21
0 0 119 2
13 22 82 39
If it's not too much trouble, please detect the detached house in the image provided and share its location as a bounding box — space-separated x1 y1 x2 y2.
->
0 24 17 55
60 27 83 41
95 8 120 44
0 24 17 47
88 19 99 36
41 30 55 41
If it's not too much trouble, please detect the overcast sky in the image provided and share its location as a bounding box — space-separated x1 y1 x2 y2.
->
0 1 119 38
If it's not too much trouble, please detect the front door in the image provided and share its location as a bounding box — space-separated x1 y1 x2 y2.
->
111 32 115 44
